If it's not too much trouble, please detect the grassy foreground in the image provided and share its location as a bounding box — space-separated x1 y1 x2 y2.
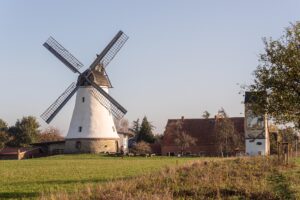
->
42 157 300 200
0 154 198 199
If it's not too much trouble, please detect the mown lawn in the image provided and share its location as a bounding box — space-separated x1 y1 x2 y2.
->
0 154 200 199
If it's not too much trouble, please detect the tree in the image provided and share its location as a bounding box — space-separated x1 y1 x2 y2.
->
268 124 279 154
0 119 9 149
202 111 210 119
0 119 8 131
214 108 242 156
0 131 9 149
38 127 64 142
280 127 299 152
249 22 300 128
269 132 278 154
173 120 197 155
131 141 151 155
8 116 40 147
137 116 155 143
130 119 140 136
154 134 164 144
114 118 130 133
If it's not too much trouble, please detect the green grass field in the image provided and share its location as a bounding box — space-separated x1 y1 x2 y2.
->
2 155 299 200
0 154 199 199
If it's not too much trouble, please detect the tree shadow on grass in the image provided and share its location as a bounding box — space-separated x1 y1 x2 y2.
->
0 192 37 199
268 171 296 200
5 178 113 187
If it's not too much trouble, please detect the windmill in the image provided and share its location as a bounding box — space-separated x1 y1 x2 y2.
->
41 31 129 153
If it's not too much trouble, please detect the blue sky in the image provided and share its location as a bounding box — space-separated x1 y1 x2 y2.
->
0 1 299 134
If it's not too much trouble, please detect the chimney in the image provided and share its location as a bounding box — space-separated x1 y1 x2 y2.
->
181 116 184 121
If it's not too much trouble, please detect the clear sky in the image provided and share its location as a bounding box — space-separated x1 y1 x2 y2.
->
0 1 299 135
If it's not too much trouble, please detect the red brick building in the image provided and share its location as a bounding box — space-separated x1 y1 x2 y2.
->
161 117 245 156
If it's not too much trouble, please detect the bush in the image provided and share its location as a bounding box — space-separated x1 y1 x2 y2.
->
131 141 151 155
38 127 64 142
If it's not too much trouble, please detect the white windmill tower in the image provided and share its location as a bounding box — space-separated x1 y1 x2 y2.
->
41 31 129 153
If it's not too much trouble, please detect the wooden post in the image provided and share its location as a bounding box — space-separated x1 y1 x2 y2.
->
287 145 289 165
296 138 298 157
277 142 280 163
17 149 21 160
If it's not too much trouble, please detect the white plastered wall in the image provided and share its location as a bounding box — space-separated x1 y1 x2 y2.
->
245 139 266 156
244 104 270 156
118 134 129 151
66 86 119 139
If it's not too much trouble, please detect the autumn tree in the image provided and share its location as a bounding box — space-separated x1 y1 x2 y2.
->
131 141 151 155
174 120 197 155
38 127 64 142
214 108 242 156
249 22 300 129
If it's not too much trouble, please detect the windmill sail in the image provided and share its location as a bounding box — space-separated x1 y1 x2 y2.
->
44 37 84 73
88 79 127 119
89 31 128 71
41 82 79 123
89 88 126 120
41 31 128 124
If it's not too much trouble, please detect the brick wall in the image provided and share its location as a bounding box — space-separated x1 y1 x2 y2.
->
65 138 118 153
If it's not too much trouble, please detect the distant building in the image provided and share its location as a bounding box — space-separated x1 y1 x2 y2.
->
161 117 245 156
244 92 270 156
31 141 65 155
117 131 133 153
0 147 43 160
31 131 133 155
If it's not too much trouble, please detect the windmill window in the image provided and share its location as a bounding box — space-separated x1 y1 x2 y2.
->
79 126 82 132
82 97 85 103
256 142 262 145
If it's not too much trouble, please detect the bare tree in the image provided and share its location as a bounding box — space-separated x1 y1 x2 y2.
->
38 127 64 142
131 141 151 155
214 108 242 157
174 120 197 155
114 118 129 132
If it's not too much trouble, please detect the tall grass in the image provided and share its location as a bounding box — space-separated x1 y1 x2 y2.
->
41 157 297 200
